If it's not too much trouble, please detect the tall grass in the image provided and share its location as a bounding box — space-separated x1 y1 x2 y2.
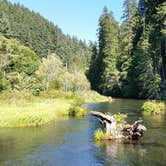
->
0 90 110 128
0 90 86 128
0 98 74 127
94 129 113 141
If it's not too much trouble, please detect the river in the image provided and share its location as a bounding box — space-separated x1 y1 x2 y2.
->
0 99 166 166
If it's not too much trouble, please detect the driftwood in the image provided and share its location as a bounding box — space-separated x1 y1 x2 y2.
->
90 111 147 140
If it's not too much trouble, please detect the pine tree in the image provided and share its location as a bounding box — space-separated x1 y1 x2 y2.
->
97 7 120 96
118 0 137 97
127 0 164 98
135 35 161 99
0 12 10 36
87 43 99 90
122 0 137 22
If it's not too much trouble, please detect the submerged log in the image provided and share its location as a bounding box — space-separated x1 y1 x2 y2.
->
90 111 147 141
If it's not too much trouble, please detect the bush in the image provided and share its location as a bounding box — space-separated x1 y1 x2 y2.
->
68 106 87 117
142 100 165 115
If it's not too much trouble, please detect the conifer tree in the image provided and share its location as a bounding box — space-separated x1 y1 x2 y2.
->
97 7 120 96
118 0 137 97
87 43 99 91
0 12 10 36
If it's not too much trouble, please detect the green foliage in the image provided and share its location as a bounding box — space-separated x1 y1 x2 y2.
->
90 7 120 96
142 101 165 115
88 1 166 99
114 113 127 125
114 113 127 130
94 129 113 141
79 90 112 103
0 11 10 36
87 43 99 91
0 0 91 70
65 70 90 92
0 98 73 127
0 90 35 104
37 53 65 91
37 53 90 92
0 36 40 92
0 0 165 102
0 34 91 96
122 0 137 22
0 91 88 127
118 0 138 97
68 106 87 117
130 35 161 99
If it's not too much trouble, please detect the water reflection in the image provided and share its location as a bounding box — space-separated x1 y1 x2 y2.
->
94 140 147 166
0 120 75 165
0 99 166 166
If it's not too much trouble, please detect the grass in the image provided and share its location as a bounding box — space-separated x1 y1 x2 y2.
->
94 129 113 141
114 113 127 130
0 89 111 128
0 90 87 128
142 100 165 115
79 90 112 103
0 98 74 127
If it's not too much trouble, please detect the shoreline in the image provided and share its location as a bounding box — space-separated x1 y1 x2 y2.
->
0 90 111 128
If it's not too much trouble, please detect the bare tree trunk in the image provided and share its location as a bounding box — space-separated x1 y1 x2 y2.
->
46 81 49 91
90 111 146 140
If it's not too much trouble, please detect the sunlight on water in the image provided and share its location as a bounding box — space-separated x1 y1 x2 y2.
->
0 99 166 166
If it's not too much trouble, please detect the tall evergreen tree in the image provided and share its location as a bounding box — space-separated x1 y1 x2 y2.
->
97 7 120 96
122 0 137 22
127 0 164 98
87 43 99 90
118 0 137 97
0 12 10 36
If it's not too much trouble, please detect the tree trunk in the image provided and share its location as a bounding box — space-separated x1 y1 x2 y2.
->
90 111 146 140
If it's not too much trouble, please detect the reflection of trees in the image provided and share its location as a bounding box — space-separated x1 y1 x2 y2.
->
95 141 147 166
0 120 72 165
143 114 165 128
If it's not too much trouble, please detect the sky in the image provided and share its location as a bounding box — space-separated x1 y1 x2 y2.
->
9 0 124 42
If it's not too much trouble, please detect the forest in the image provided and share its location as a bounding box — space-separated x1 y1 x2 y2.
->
0 0 165 100
88 0 166 99
0 0 93 94
0 0 166 165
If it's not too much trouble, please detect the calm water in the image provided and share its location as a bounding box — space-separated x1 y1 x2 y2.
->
0 99 166 166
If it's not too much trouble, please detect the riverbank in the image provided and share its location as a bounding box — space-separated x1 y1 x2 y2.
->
0 90 111 128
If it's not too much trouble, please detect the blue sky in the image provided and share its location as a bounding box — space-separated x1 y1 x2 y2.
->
9 0 124 42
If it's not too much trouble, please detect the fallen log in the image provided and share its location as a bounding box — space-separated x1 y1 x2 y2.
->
90 111 147 141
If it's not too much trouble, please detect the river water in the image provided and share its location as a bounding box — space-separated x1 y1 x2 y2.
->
0 99 166 166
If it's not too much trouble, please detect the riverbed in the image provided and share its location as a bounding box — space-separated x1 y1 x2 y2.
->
0 99 166 166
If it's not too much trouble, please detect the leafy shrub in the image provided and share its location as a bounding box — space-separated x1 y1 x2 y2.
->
142 100 165 115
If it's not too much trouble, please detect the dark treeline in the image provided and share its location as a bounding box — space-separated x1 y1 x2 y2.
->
0 0 91 71
88 0 166 99
0 0 165 99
